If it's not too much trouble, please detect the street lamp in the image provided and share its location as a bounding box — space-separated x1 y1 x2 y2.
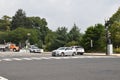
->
26 33 31 48
105 19 113 55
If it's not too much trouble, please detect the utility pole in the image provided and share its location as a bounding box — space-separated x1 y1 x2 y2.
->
105 19 113 55
90 40 93 48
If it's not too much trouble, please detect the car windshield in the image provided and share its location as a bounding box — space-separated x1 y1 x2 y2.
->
32 47 39 49
31 45 39 49
57 47 66 50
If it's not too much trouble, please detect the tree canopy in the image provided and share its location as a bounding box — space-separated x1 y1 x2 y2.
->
0 8 120 52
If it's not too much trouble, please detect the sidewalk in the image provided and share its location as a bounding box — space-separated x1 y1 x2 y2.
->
0 51 120 57
85 53 120 57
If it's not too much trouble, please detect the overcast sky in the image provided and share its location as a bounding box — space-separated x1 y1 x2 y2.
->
0 0 120 32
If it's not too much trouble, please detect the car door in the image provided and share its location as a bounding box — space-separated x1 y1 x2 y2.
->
65 47 73 55
64 47 69 55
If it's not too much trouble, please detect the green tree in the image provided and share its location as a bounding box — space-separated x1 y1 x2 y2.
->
82 24 105 52
55 27 68 47
0 15 11 31
45 31 58 51
109 8 120 26
108 7 120 47
39 21 49 46
6 28 39 47
45 27 68 50
110 21 120 48
67 24 81 46
11 9 26 30
25 17 46 29
0 31 8 44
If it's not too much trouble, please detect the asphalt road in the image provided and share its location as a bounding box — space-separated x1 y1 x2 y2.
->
0 57 120 80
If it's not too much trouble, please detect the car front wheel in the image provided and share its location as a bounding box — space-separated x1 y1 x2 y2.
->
80 53 84 55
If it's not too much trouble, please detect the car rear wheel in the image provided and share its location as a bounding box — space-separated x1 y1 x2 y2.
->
72 52 76 56
61 52 65 56
13 48 16 52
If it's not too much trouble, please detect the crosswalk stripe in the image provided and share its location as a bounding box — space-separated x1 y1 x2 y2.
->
0 76 8 80
2 59 12 61
0 56 119 62
53 57 62 59
12 58 23 61
40 57 52 59
21 58 33 60
30 57 43 60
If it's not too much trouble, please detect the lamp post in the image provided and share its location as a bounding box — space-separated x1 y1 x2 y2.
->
105 19 113 55
26 33 31 49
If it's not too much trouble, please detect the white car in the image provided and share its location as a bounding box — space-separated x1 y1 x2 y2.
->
29 45 43 53
71 46 85 55
52 47 76 56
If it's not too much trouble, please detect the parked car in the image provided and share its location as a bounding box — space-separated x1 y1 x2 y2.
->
29 45 43 53
0 43 20 52
71 46 85 55
52 47 67 56
52 47 76 56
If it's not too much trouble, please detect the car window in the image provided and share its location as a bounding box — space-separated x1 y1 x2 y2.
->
66 47 72 50
58 47 66 50
32 47 38 49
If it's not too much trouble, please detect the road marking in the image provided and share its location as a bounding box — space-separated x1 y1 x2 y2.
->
53 57 62 59
0 76 8 80
0 56 119 62
13 58 22 60
21 58 33 60
2 59 12 61
61 57 72 59
40 57 51 59
30 57 43 60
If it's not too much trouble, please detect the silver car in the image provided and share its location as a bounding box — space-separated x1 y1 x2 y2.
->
29 45 42 53
52 47 76 56
71 46 85 55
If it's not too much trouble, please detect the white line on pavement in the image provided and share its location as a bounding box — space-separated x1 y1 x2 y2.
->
30 57 43 60
0 76 8 80
53 57 62 59
40 57 53 59
12 58 23 61
2 59 12 61
21 58 33 60
0 56 119 62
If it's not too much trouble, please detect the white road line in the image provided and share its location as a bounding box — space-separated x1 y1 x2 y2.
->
49 57 58 59
54 57 63 59
0 56 119 62
12 58 23 61
2 59 12 61
40 57 52 59
21 58 33 60
0 76 8 80
61 57 71 59
30 57 42 60
49 57 57 59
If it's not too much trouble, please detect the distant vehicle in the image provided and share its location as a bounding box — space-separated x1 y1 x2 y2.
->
71 46 85 55
9 43 20 52
0 43 20 52
52 47 76 56
29 45 43 53
0 44 7 52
